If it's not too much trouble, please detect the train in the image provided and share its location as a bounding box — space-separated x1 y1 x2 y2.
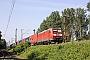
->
10 28 63 47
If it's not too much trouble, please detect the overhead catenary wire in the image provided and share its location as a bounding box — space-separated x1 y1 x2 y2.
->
79 4 87 8
80 0 90 8
74 0 90 8
22 29 30 35
79 0 90 12
74 0 90 14
4 0 16 37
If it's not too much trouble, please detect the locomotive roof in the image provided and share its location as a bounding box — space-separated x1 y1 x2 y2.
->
38 28 61 34
29 28 62 37
38 30 48 34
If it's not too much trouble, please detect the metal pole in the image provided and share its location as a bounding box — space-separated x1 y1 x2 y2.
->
9 40 10 46
21 29 30 40
63 15 69 43
15 28 17 45
11 38 14 43
33 29 35 34
63 15 66 43
37 31 38 44
21 29 24 39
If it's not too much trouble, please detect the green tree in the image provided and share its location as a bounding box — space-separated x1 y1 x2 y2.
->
75 8 86 39
39 20 48 32
87 1 90 12
61 8 76 41
61 8 86 40
86 1 90 39
0 31 2 40
38 11 62 32
0 31 6 49
38 8 87 41
0 39 6 49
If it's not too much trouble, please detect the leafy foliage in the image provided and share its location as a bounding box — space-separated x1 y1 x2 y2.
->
20 41 90 60
38 7 90 41
38 11 62 32
0 39 6 49
11 42 30 55
87 1 90 12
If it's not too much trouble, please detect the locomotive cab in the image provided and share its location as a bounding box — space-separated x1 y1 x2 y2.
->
52 28 63 43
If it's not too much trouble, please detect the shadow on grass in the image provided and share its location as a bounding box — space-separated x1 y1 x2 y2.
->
58 45 63 49
27 51 47 60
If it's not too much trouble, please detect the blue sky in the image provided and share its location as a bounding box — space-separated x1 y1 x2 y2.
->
0 0 89 44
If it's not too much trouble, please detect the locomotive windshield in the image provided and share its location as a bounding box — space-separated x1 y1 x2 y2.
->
53 30 58 32
53 30 61 32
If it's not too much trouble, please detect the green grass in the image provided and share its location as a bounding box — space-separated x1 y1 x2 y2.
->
19 40 90 60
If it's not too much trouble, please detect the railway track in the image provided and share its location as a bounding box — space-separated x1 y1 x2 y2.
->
0 49 12 58
0 49 27 60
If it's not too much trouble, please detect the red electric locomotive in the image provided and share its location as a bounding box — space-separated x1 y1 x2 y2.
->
30 28 63 45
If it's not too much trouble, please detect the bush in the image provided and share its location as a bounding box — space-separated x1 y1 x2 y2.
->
0 39 6 49
12 42 30 55
20 41 90 60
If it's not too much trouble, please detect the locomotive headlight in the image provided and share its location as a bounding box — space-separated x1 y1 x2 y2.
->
59 34 62 36
53 34 56 36
58 30 61 32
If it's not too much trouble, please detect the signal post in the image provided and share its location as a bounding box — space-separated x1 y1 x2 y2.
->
63 15 69 43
